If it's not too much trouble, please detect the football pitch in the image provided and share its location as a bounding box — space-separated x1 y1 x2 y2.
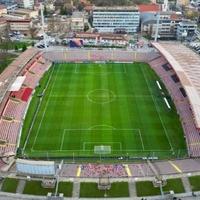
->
20 62 187 159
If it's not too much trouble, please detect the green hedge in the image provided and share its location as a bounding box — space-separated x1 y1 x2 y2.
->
136 178 185 197
1 178 19 193
189 176 200 191
80 182 129 198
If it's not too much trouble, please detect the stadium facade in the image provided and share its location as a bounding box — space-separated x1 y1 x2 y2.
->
92 6 140 33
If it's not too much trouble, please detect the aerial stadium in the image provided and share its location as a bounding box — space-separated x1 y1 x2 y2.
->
0 42 200 199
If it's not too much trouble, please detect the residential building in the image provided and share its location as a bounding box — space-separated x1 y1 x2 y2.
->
71 11 85 32
141 12 182 39
73 32 128 46
0 4 7 16
0 18 7 35
92 6 140 33
176 0 190 6
18 0 35 9
8 19 32 35
2 13 27 20
13 8 39 18
176 20 197 40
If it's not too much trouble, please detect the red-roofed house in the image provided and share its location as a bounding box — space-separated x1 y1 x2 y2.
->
138 4 160 13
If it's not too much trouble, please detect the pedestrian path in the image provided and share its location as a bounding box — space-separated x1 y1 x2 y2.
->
182 177 191 193
72 180 80 198
129 182 137 197
16 179 26 194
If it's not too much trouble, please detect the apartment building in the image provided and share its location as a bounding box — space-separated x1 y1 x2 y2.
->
0 4 7 16
141 12 182 39
92 6 140 33
8 19 32 35
71 12 85 32
18 0 34 9
177 20 197 40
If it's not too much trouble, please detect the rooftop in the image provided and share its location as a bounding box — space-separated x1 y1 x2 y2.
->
13 8 38 14
179 20 197 26
138 3 160 12
93 6 138 11
72 11 84 18
75 32 127 40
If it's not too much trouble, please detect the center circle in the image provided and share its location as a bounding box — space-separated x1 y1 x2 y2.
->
87 89 116 104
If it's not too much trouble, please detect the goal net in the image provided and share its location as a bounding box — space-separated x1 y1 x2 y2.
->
94 146 111 154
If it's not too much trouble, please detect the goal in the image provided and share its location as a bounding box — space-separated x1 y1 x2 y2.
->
94 145 111 154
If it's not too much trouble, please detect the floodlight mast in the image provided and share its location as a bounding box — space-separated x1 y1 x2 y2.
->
40 3 47 50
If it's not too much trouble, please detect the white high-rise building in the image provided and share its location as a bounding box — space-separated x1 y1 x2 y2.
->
18 0 35 9
93 6 140 33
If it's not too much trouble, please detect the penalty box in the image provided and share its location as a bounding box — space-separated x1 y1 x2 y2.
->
61 128 144 152
75 63 127 74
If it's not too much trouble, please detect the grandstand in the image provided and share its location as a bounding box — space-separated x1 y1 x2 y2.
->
0 42 199 182
152 42 200 157
0 48 51 170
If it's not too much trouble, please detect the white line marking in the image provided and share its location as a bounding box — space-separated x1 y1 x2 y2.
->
23 67 55 151
49 94 154 98
60 130 66 150
123 64 127 73
141 65 174 152
83 142 122 151
156 80 162 90
138 129 145 150
59 127 144 151
86 89 116 104
164 97 171 109
74 63 126 74
32 65 61 150
31 149 171 153
75 63 78 73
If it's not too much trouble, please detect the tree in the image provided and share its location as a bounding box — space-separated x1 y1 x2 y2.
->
65 6 73 16
185 10 199 21
30 27 36 39
15 45 18 51
44 5 48 16
84 24 89 32
60 5 73 16
77 3 84 11
22 44 27 52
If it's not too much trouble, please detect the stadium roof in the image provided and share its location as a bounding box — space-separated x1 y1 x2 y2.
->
9 76 25 91
0 48 38 103
152 42 200 128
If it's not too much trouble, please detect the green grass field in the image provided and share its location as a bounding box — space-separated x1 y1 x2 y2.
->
136 179 185 197
0 53 17 74
23 181 73 196
20 62 187 159
189 176 200 191
80 182 129 198
1 178 19 193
